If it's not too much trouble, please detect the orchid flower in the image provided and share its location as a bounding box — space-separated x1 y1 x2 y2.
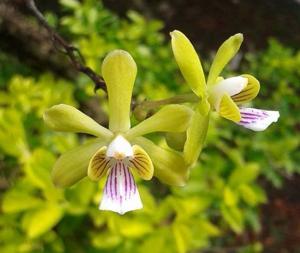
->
44 50 193 214
170 30 280 165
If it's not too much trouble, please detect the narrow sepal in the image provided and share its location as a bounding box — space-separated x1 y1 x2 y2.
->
218 94 241 122
52 139 107 187
170 30 206 98
88 146 110 181
44 104 112 138
133 137 189 186
126 105 193 139
207 33 243 85
100 161 142 214
183 109 209 166
102 50 137 132
130 145 154 180
231 74 260 104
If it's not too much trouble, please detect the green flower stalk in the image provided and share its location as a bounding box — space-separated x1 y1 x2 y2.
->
170 30 280 165
44 50 193 214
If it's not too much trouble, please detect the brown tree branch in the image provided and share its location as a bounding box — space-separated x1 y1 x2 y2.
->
24 0 106 92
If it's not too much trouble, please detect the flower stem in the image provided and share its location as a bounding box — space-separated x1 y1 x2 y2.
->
133 93 199 120
136 93 198 109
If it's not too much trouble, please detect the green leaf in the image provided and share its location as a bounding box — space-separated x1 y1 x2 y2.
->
221 204 244 234
60 0 80 9
170 30 206 98
22 203 63 238
172 223 190 253
91 232 122 249
2 192 43 213
102 50 137 132
207 33 243 85
229 163 260 186
24 149 56 190
44 104 113 139
183 109 209 166
118 218 153 238
133 137 189 186
52 138 107 187
223 186 238 206
238 184 258 206
126 105 193 139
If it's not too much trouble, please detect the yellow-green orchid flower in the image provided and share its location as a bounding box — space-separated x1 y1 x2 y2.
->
44 50 193 214
170 31 279 164
171 30 279 131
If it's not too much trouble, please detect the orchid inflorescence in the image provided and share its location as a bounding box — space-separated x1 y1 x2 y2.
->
44 31 279 214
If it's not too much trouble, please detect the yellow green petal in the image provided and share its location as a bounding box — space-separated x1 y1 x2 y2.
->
207 33 243 86
102 50 137 132
126 105 193 139
218 94 241 122
133 137 189 186
88 146 110 181
231 74 260 104
44 104 112 139
170 30 206 98
184 109 209 166
131 145 154 180
52 139 106 187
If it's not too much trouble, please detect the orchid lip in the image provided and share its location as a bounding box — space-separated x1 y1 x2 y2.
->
100 160 142 214
237 108 280 131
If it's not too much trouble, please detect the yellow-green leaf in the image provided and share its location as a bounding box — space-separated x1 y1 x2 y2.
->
2 192 43 213
23 203 63 238
224 186 238 206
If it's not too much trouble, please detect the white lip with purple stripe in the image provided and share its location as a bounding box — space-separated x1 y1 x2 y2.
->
99 135 142 214
238 108 280 131
100 160 142 214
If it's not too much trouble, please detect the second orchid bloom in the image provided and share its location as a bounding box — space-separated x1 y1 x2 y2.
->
170 30 279 165
171 30 279 130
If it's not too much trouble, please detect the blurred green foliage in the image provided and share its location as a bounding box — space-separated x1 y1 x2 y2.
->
0 0 299 252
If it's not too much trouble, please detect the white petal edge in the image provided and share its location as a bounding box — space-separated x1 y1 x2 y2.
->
99 161 142 214
209 76 247 110
237 108 280 131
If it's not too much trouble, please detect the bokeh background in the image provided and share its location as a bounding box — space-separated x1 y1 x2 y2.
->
0 0 299 252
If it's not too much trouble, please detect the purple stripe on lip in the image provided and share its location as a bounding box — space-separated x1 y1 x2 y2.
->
241 112 260 117
109 166 113 199
128 168 132 194
239 120 251 124
242 116 259 120
123 163 128 199
114 163 118 199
